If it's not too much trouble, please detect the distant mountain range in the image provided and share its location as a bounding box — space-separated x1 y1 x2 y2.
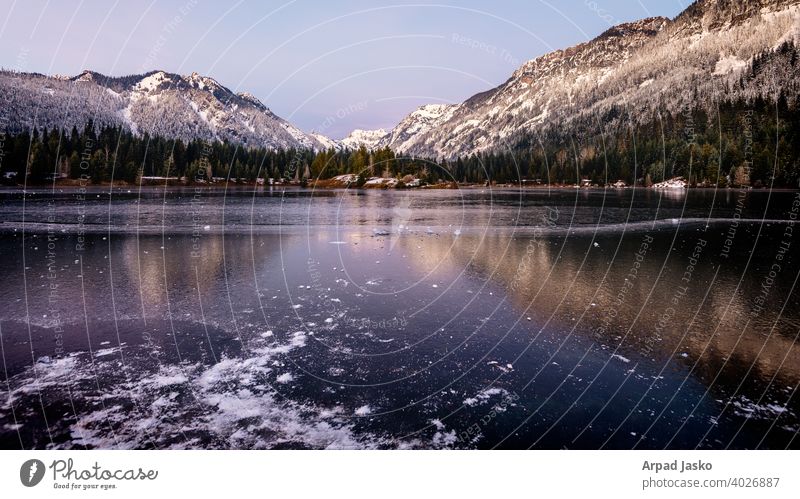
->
1 0 798 158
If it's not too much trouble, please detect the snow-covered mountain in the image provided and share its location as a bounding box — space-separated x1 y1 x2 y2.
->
339 128 389 150
377 0 800 158
380 104 457 152
338 104 458 152
3 0 797 158
308 132 341 150
0 69 334 150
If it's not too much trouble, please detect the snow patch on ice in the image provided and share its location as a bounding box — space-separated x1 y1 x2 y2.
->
354 405 372 416
1 332 386 449
463 387 510 407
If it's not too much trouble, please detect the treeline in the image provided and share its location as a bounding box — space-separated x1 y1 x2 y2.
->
0 121 452 185
2 97 798 188
329 95 797 187
461 95 799 187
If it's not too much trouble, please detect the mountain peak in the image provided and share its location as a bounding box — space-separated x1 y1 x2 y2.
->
133 70 176 93
340 128 389 150
184 71 224 92
73 69 101 82
0 68 336 151
674 0 800 33
597 16 670 40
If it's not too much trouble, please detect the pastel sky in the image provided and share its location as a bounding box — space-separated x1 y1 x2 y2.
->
0 0 688 138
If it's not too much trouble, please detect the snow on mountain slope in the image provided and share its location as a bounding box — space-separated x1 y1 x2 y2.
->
381 104 457 152
309 132 341 150
339 128 389 150
0 69 334 151
3 0 797 158
381 0 800 158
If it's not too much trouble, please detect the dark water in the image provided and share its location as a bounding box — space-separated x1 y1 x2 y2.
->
1 186 799 449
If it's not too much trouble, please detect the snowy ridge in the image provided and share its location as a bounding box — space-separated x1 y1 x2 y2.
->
381 104 457 152
2 0 798 157
310 132 342 150
377 0 800 158
339 128 389 150
0 69 335 151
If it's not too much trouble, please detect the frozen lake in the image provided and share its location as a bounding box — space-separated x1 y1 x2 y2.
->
1 186 799 449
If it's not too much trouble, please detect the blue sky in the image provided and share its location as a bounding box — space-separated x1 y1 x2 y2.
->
0 0 688 138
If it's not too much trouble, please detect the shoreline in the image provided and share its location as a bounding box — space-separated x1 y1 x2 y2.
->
2 181 798 192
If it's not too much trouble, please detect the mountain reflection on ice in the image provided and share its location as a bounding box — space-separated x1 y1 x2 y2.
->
0 187 798 449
